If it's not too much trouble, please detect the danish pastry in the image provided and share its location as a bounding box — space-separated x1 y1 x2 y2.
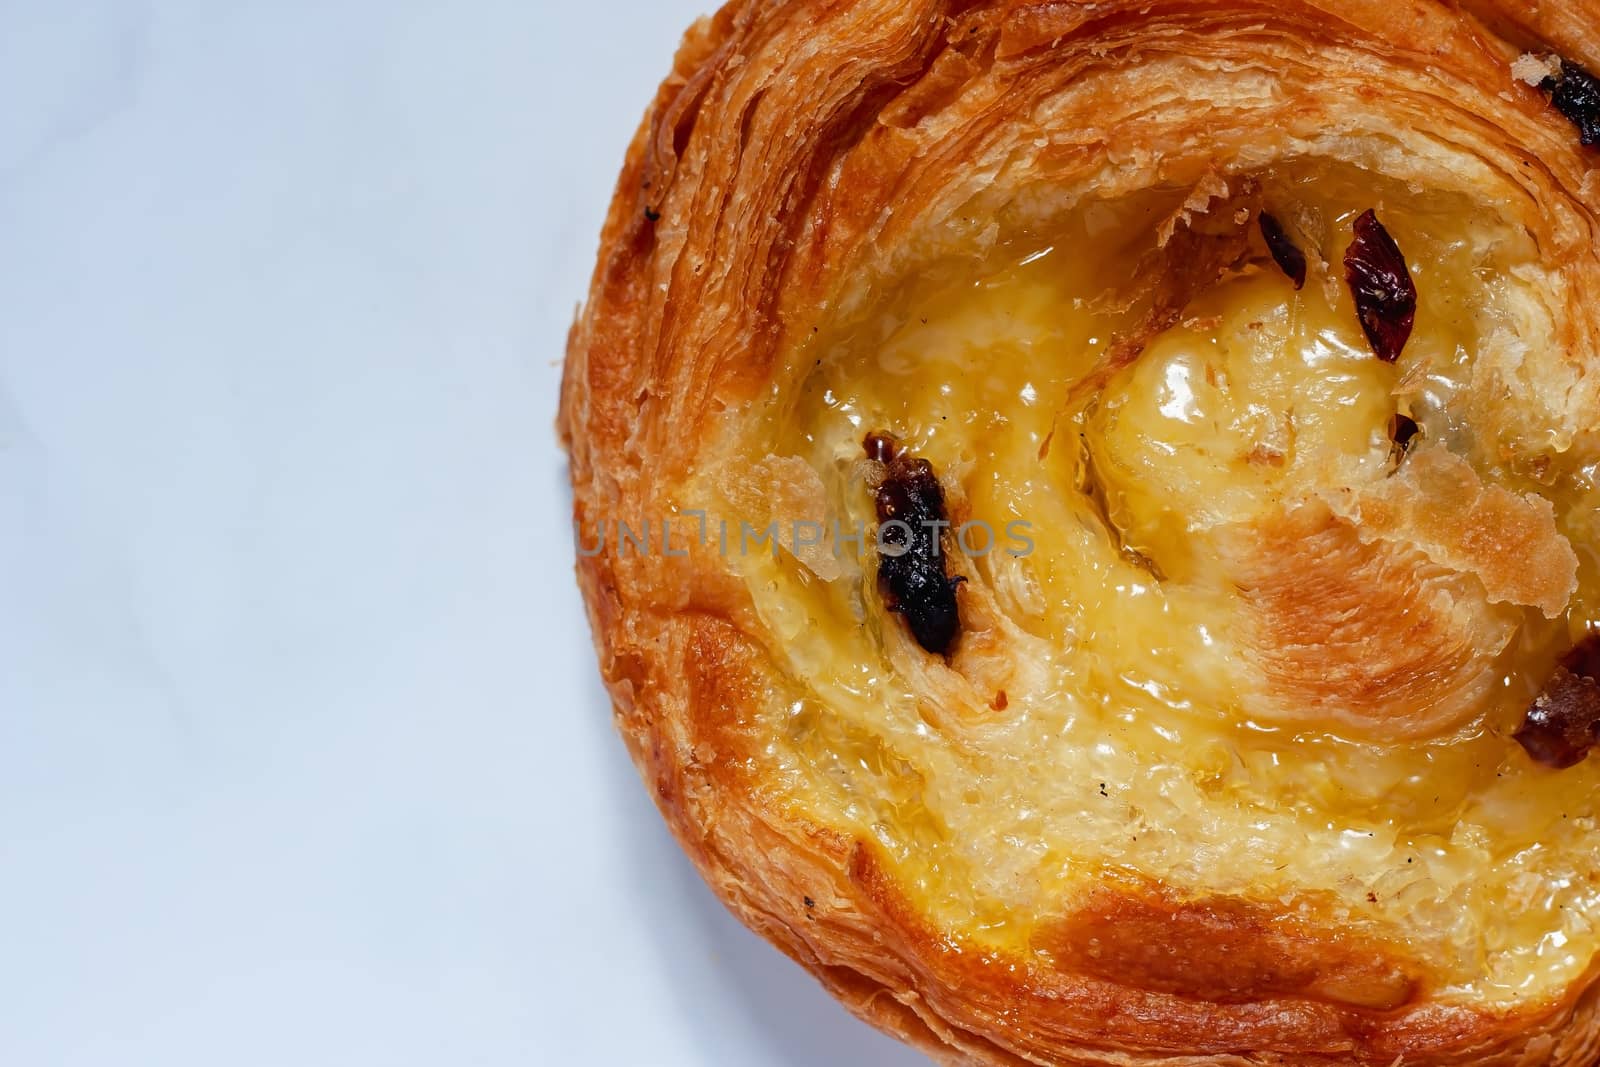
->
560 1 1600 1061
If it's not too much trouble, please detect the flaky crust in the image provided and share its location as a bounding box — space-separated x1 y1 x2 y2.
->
560 2 1600 1062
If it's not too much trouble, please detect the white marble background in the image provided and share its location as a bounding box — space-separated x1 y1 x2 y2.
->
0 2 923 1064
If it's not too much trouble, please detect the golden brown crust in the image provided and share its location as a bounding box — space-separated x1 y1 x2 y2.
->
561 1 1600 1062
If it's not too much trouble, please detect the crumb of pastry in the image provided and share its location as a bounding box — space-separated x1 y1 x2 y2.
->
1513 53 1561 88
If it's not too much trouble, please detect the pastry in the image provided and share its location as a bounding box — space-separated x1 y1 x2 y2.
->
559 1 1600 1062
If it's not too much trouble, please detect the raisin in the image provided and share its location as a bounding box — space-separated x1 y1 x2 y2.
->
1542 60 1600 147
863 432 900 463
1515 635 1600 769
1389 413 1420 453
1258 212 1307 289
1344 210 1416 364
865 433 964 655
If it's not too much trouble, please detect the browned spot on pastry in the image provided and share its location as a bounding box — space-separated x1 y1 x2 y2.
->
991 689 1008 711
1344 209 1417 363
1516 634 1600 769
840 842 1419 1057
1227 503 1512 738
1258 211 1307 288
1245 443 1285 467
1039 883 1421 1010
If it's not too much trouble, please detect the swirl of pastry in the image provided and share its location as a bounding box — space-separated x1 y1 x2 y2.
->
560 1 1600 1062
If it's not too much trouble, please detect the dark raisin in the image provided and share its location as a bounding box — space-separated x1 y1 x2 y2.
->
865 433 963 656
1343 210 1416 363
1515 634 1600 769
1389 412 1420 453
1258 212 1307 289
863 432 901 463
1542 60 1600 147
1563 632 1600 680
643 206 662 222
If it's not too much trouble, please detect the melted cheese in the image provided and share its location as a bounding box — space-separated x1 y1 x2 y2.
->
720 163 1600 1003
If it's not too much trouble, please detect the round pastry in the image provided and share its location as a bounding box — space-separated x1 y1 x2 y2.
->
559 1 1600 1062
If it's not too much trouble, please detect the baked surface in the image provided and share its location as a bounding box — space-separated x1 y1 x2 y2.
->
559 2 1600 1061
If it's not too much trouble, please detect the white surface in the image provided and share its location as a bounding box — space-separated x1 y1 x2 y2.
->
0 2 926 1064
